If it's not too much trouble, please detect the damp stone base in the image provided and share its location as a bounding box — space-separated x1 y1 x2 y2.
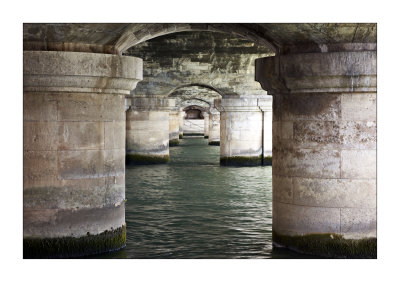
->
23 51 142 258
256 49 377 258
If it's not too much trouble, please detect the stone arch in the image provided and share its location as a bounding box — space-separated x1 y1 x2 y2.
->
115 24 278 54
167 83 223 97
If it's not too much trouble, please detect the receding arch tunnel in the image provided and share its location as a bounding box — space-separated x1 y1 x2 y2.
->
23 23 377 259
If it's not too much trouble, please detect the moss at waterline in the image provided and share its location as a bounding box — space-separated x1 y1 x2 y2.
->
263 156 272 166
179 134 183 139
220 155 262 166
183 133 204 136
24 224 126 259
208 141 220 146
126 154 169 165
204 136 209 139
169 139 179 147
273 231 377 259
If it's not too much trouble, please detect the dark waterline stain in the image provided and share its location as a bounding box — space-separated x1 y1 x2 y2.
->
90 138 317 259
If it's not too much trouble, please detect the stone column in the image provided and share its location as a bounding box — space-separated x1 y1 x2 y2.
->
179 110 185 139
216 98 263 166
258 98 273 165
208 107 220 146
126 97 175 164
203 111 209 139
169 108 180 146
256 50 377 258
23 51 142 258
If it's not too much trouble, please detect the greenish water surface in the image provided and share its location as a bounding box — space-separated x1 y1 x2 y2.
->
93 137 316 258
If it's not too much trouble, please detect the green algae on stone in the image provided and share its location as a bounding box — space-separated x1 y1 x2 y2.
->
208 141 220 146
126 154 169 165
169 139 179 147
273 231 377 259
263 156 272 166
220 155 262 166
179 134 183 139
183 133 204 136
24 224 126 259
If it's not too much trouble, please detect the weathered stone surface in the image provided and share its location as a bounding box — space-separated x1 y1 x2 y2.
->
169 110 180 143
341 208 377 238
257 49 376 257
273 202 341 234
23 23 376 55
341 150 376 179
341 93 376 121
272 175 293 204
125 32 273 98
126 99 171 161
24 204 125 238
24 51 141 257
218 98 263 163
273 148 341 178
292 178 376 208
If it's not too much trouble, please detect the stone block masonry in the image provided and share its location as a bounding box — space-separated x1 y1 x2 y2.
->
126 97 175 164
23 51 142 258
256 49 376 258
169 109 180 146
208 108 220 146
216 98 263 166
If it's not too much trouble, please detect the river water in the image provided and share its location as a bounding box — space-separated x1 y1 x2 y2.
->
93 137 316 258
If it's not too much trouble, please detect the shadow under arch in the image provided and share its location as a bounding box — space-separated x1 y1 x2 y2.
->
116 23 278 54
167 83 224 98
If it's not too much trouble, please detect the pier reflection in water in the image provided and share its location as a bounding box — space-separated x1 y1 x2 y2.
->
93 137 317 258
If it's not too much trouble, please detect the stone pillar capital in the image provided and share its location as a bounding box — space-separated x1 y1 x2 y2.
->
257 98 272 112
24 51 142 94
255 51 377 95
129 97 176 112
214 98 261 112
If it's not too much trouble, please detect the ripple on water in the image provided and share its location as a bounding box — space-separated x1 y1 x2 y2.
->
90 138 317 259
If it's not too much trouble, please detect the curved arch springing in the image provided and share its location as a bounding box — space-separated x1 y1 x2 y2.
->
167 83 223 97
115 24 278 54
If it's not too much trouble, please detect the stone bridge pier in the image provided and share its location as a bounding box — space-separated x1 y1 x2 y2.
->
203 111 210 139
256 49 377 258
208 106 220 146
216 98 263 165
169 107 181 146
179 109 185 139
23 51 142 258
126 97 175 164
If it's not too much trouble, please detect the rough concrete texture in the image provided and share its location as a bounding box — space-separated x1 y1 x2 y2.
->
126 97 174 164
183 119 204 135
216 98 263 166
24 23 376 55
124 31 273 98
169 109 180 145
256 49 376 257
24 51 142 257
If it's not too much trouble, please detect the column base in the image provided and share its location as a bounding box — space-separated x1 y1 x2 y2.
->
183 133 204 137
273 231 376 259
24 224 126 259
220 155 262 166
169 139 179 147
126 154 169 165
208 141 220 146
263 156 272 166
